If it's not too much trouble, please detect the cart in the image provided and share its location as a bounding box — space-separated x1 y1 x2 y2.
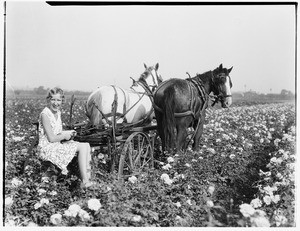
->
68 94 161 182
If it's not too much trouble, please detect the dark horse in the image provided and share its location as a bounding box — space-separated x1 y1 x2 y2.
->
153 64 233 153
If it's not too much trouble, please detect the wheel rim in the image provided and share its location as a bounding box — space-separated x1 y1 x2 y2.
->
118 132 154 180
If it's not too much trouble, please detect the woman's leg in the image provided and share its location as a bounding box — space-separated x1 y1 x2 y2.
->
85 143 92 180
77 143 90 183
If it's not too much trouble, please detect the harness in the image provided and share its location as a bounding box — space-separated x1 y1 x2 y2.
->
92 85 127 125
92 82 154 126
153 78 208 118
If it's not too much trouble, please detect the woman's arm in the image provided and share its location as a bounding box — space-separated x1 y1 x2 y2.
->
41 113 72 142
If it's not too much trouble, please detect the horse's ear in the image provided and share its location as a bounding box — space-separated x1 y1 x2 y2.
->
144 63 148 69
158 75 163 83
130 77 136 85
228 66 233 73
219 64 223 69
155 63 159 70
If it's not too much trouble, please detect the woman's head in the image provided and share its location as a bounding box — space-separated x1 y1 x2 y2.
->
46 87 65 112
46 87 65 101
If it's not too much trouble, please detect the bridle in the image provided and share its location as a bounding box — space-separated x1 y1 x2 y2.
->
210 71 232 106
130 67 161 95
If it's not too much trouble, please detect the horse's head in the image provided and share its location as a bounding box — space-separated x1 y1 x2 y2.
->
134 63 162 93
211 64 233 108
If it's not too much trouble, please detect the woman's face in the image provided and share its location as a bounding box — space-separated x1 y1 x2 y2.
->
49 93 63 113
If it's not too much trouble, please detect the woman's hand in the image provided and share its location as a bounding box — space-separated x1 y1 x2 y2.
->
63 130 77 140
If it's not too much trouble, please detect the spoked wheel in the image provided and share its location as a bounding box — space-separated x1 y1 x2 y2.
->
118 132 154 181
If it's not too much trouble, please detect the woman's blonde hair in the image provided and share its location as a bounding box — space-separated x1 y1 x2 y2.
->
46 87 65 102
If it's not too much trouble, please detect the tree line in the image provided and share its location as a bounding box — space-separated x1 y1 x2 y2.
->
6 86 91 96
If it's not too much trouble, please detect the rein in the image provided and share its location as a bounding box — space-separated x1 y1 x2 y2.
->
92 85 147 126
130 77 156 103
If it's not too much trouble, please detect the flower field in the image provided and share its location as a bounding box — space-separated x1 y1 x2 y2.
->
3 95 296 227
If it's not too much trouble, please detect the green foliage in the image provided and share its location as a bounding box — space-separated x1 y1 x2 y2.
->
4 98 295 227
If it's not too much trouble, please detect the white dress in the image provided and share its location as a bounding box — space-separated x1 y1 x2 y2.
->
38 107 78 174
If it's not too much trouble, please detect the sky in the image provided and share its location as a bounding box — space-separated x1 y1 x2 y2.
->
4 1 296 94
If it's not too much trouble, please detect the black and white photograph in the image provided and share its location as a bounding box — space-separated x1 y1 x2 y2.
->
2 0 297 228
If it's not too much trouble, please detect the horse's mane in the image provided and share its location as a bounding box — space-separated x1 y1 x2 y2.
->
138 66 155 83
192 70 212 82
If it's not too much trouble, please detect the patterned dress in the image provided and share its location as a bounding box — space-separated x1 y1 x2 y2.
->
38 107 78 174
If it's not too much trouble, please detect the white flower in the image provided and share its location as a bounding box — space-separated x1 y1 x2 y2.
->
5 197 14 207
186 199 192 205
88 198 102 211
64 210 72 217
97 153 105 159
78 209 90 221
128 175 137 184
207 185 215 195
245 142 253 149
216 138 221 143
11 178 22 187
5 219 16 226
250 198 262 208
12 136 24 142
161 173 173 185
276 172 283 180
162 163 172 170
65 204 81 217
50 213 62 226
263 195 272 205
274 213 288 226
250 210 271 227
167 157 174 163
175 215 182 220
270 157 277 163
274 138 280 146
41 177 50 183
263 185 277 195
174 202 181 207
207 148 216 154
164 178 173 185
272 194 280 204
40 198 49 205
222 134 230 140
27 221 38 226
239 203 255 217
38 188 47 195
132 215 142 222
34 202 42 210
160 173 169 181
206 200 214 207
50 190 58 196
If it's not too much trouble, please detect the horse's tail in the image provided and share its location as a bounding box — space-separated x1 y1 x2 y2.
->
85 91 102 127
163 87 175 151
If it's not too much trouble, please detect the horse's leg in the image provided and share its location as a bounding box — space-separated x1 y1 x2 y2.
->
155 111 166 153
176 118 189 152
193 112 205 151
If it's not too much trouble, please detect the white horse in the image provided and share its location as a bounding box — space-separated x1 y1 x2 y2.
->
85 63 162 127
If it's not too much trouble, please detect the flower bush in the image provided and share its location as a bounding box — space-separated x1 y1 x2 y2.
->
4 96 295 227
